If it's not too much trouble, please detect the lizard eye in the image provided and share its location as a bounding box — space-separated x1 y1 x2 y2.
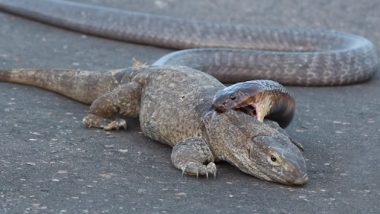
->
230 94 237 100
268 152 281 166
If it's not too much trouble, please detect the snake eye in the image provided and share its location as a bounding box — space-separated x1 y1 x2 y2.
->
230 94 237 100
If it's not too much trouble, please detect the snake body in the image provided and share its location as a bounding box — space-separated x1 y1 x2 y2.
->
0 0 378 86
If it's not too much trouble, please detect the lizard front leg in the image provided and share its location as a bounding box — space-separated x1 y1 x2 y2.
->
171 138 217 178
83 82 142 130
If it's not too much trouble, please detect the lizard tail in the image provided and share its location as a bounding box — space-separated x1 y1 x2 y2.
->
0 68 127 104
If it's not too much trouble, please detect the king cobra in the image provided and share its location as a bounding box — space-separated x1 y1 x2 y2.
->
0 0 378 86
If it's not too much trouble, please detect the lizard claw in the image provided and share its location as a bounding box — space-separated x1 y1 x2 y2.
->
178 161 217 178
83 114 127 130
206 162 217 178
103 119 127 130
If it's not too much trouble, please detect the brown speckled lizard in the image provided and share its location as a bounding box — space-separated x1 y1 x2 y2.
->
0 65 307 185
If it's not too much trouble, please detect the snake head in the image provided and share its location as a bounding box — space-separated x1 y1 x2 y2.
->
212 82 250 113
212 80 295 128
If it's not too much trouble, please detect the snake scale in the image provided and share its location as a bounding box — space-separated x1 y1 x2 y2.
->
0 0 378 86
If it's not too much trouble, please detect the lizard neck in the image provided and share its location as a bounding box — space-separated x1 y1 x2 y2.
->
201 111 230 161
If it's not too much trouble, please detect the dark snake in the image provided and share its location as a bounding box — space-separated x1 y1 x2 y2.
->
0 0 378 86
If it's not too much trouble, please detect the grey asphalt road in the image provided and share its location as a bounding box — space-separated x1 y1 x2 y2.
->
0 0 379 213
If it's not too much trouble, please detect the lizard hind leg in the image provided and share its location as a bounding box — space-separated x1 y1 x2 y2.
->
83 82 142 130
171 138 217 178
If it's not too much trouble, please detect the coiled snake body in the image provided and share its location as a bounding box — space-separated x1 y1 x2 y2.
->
0 0 378 86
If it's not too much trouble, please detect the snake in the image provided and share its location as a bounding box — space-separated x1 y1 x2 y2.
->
0 0 378 87
212 80 295 128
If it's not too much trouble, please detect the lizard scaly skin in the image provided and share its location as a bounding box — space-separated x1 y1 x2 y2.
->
1 65 308 185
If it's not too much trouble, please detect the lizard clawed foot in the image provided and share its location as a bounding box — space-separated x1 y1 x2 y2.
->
171 138 216 178
82 113 127 130
103 119 127 130
180 161 217 178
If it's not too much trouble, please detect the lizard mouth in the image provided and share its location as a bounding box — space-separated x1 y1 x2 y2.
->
288 173 308 185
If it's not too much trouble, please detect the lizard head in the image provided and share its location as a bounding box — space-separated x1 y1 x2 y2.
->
203 110 307 185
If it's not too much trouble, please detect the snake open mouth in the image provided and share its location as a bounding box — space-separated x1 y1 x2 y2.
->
237 105 256 117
